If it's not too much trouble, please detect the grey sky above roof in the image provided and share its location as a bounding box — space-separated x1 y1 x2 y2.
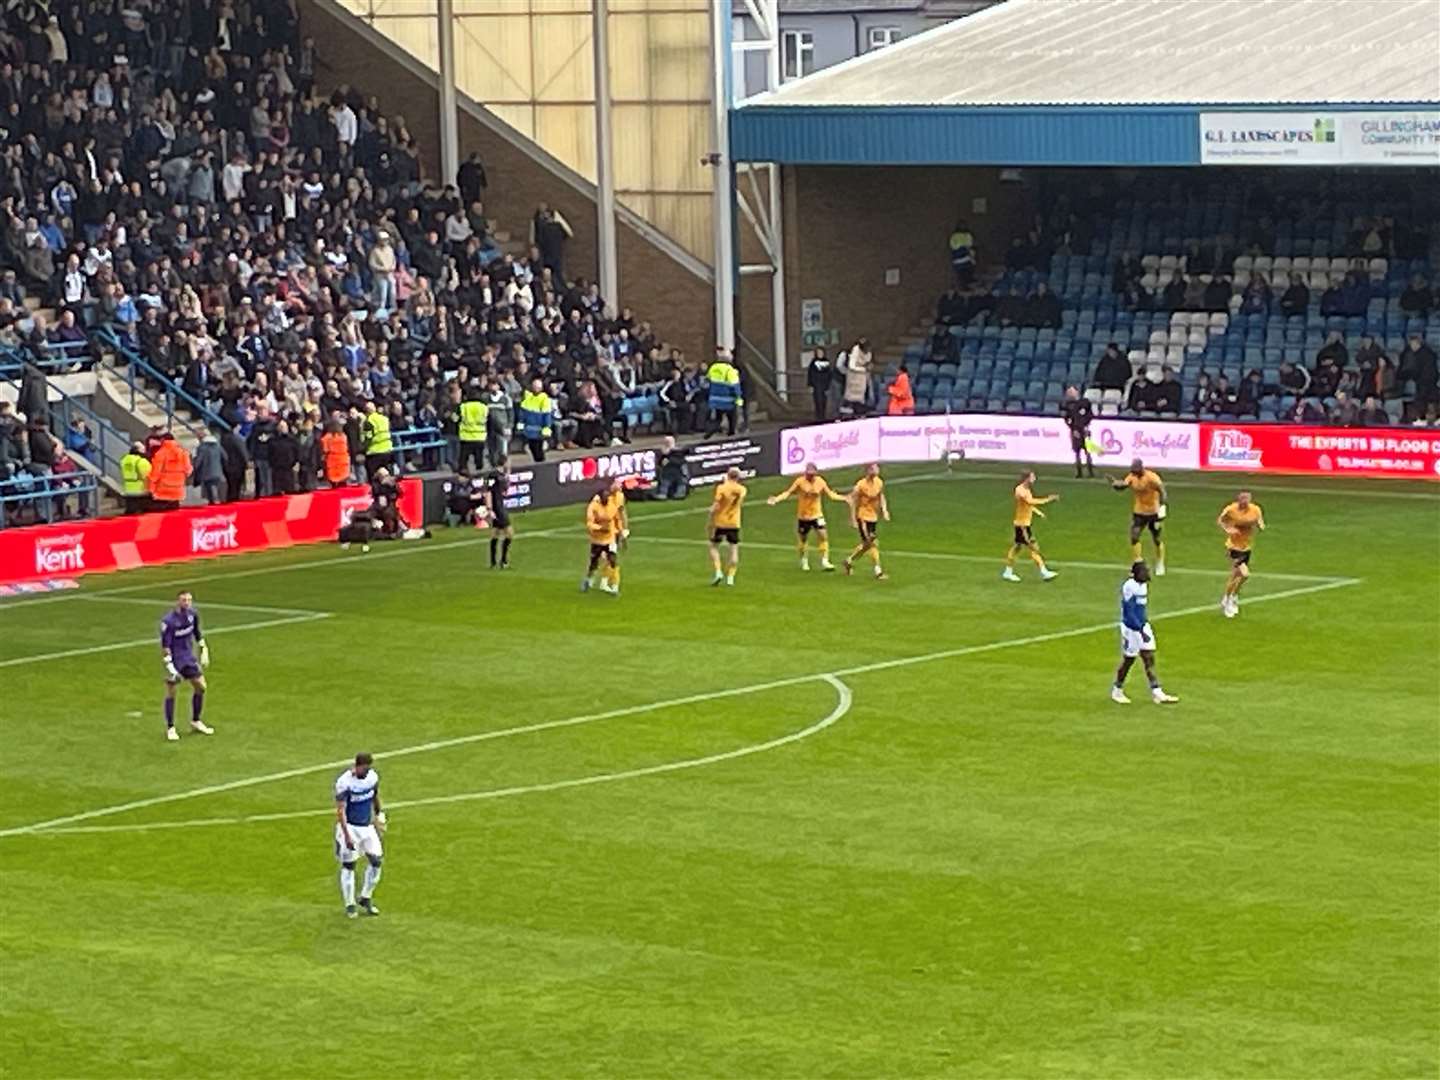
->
747 0 1440 107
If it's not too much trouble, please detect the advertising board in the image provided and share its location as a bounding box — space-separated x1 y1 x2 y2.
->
0 480 423 587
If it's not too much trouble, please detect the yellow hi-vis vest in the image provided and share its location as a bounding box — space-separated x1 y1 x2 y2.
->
120 452 151 495
458 399 489 442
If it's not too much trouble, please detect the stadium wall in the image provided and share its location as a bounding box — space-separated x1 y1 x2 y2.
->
755 166 1033 375
300 0 715 365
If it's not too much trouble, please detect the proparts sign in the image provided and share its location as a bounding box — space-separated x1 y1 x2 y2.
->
556 449 658 486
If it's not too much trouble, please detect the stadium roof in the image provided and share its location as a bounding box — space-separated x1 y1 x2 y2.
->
753 0 1440 107
731 0 1440 166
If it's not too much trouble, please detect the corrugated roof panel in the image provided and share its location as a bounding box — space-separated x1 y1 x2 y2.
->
744 0 1440 107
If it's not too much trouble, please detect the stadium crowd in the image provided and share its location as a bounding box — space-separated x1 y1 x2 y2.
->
923 175 1440 425
0 0 747 525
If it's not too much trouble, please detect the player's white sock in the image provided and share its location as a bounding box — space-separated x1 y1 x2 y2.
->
361 862 382 900
800 556 810 571
339 864 356 906
873 564 883 577
1001 567 1020 581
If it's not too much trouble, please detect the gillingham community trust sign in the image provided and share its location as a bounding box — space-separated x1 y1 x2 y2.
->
1199 111 1440 166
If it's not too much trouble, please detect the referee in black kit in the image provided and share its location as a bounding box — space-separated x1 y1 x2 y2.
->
1060 386 1096 479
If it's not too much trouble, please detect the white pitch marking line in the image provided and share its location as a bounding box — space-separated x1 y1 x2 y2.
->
0 577 1355 840
23 675 856 837
609 535 1355 585
0 504 713 612
0 612 331 669
79 595 329 617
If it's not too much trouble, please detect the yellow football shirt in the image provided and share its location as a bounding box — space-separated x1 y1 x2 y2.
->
711 479 746 528
1220 501 1263 551
784 475 837 520
1124 470 1164 514
854 476 885 522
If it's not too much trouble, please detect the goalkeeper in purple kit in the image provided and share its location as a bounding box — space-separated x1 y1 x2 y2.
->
160 591 215 742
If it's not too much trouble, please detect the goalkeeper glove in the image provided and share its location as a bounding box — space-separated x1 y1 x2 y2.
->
199 641 210 668
163 655 179 681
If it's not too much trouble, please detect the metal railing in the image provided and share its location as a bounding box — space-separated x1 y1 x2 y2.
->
91 326 229 435
0 472 98 529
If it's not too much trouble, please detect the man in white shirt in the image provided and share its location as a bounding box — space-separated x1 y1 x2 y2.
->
334 751 386 918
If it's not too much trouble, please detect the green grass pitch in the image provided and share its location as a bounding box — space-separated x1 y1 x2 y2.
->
1 463 1436 1078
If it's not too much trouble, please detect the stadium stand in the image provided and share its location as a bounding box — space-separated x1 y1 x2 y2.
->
0 0 696 526
907 171 1440 425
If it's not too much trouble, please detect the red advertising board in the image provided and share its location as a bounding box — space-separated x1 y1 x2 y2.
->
1200 424 1440 480
0 480 422 587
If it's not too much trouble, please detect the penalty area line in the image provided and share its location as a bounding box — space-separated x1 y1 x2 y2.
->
0 576 1357 840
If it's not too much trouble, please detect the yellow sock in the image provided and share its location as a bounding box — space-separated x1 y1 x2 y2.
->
796 537 807 556
1156 541 1167 564
868 545 881 565
849 544 865 562
710 551 721 573
610 565 621 588
1028 548 1045 568
819 538 829 559
1004 546 1017 567
1129 541 1142 562
728 561 738 580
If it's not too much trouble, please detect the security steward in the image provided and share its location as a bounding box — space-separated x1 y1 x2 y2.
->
361 401 393 480
456 388 490 474
120 440 152 514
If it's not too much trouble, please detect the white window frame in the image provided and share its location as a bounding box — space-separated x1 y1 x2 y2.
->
867 26 902 50
781 29 814 82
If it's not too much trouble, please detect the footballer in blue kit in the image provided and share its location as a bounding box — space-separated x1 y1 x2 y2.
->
160 591 214 741
1111 562 1179 705
335 752 386 918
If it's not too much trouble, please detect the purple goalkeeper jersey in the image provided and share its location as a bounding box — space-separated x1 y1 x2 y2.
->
160 608 203 663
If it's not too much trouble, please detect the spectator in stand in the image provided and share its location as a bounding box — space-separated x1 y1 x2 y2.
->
936 286 971 328
1287 396 1328 423
948 221 976 285
1202 273 1233 313
270 419 300 494
220 425 250 503
840 338 871 419
457 152 487 206
249 404 277 497
1331 389 1360 426
368 229 398 314
886 364 914 416
1400 275 1433 318
1112 251 1142 295
1358 396 1390 426
531 204 573 279
805 347 835 423
1319 277 1346 317
1237 274 1270 315
192 432 224 505
1204 374 1240 416
1279 272 1310 318
147 433 191 512
570 381 606 448
319 419 351 488
1092 343 1131 391
1154 367 1183 414
1277 360 1311 398
1024 282 1062 329
1159 272 1186 313
996 286 1025 327
1236 369 1266 417
1316 330 1349 371
1398 332 1438 421
517 377 552 462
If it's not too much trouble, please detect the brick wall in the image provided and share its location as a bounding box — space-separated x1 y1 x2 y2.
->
299 0 714 363
740 165 1035 382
